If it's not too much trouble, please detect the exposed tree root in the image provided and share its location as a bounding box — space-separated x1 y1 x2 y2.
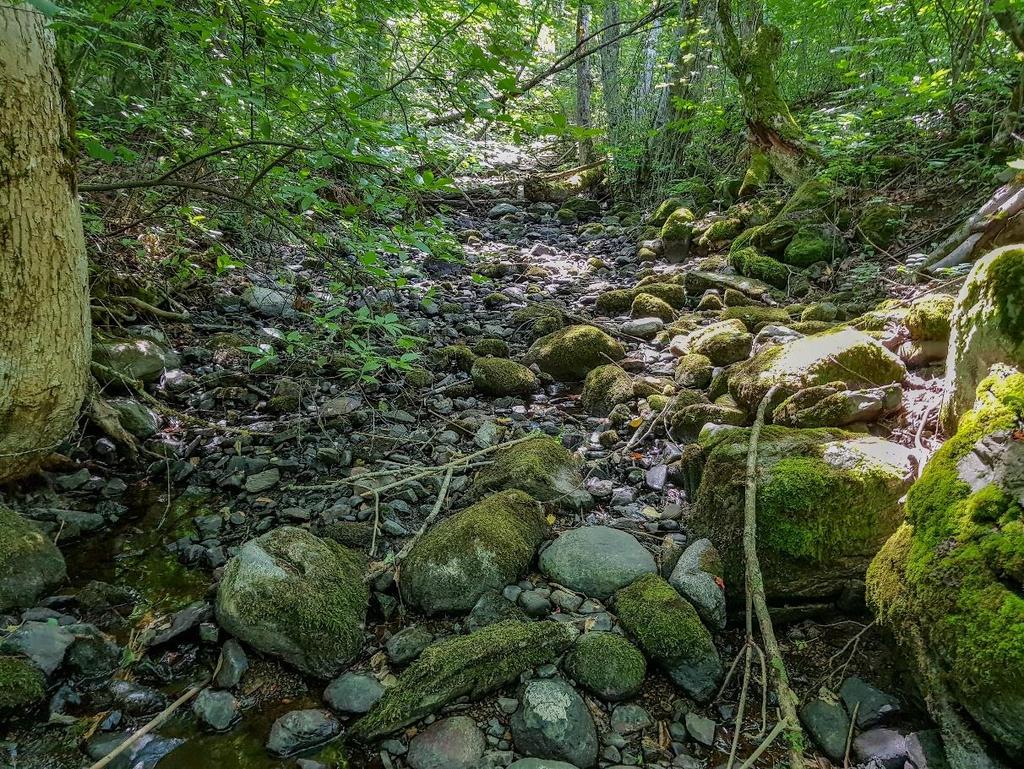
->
923 180 1024 271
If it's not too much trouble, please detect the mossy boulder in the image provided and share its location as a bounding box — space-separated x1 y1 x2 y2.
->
631 293 674 322
661 208 696 261
471 436 587 509
511 304 567 340
738 149 771 197
649 197 683 227
215 526 368 678
524 325 624 381
0 508 66 611
940 245 1024 432
614 575 722 701
699 217 743 246
730 247 789 290
867 371 1024 764
596 284 686 315
858 202 902 249
801 302 838 323
674 354 714 389
0 656 45 711
692 427 914 601
670 402 747 440
93 338 180 383
773 384 902 428
683 271 773 302
581 365 634 417
672 319 753 366
471 358 538 396
473 338 510 358
729 327 906 412
720 304 791 331
783 224 845 267
401 490 547 615
562 632 646 701
436 344 477 373
905 294 954 341
350 620 576 741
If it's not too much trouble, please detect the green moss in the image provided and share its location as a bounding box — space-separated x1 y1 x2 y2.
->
562 631 646 701
400 490 547 614
631 293 675 322
674 354 714 389
870 372 1024 708
216 527 369 678
471 435 582 504
596 283 686 315
582 365 634 417
614 574 719 699
730 247 790 290
436 344 477 373
0 508 66 612
670 402 747 439
783 224 843 267
661 207 695 242
524 325 625 381
473 338 510 357
906 294 955 341
738 149 771 197
800 302 838 322
700 217 743 245
683 319 753 367
649 197 683 227
350 620 576 741
986 246 1024 341
720 304 791 331
858 202 902 249
0 657 45 710
404 366 434 388
470 357 538 396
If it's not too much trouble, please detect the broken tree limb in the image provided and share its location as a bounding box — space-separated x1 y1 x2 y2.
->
745 386 804 769
924 180 1024 270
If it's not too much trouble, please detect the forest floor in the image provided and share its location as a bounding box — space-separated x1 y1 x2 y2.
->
2 143 950 769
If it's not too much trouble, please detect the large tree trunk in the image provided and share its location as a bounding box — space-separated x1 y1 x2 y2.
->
575 1 594 165
0 4 91 483
716 0 817 185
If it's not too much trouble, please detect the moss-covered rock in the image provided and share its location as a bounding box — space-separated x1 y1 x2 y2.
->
940 245 1024 432
670 402 747 440
661 207 696 260
858 202 902 249
615 574 722 701
401 490 547 614
773 384 902 428
730 247 790 290
524 325 625 381
672 320 753 366
783 224 845 267
473 338 510 358
215 527 368 678
511 304 568 340
435 344 477 373
93 338 180 384
699 217 743 246
867 371 1024 763
738 149 771 198
693 427 914 601
0 508 66 612
471 358 538 396
596 284 686 316
905 294 955 342
720 305 791 331
631 293 675 322
350 620 576 741
0 656 45 711
649 197 683 227
404 366 434 388
683 270 773 301
801 302 838 322
562 631 646 702
581 365 634 417
729 327 906 412
471 436 586 509
674 354 714 389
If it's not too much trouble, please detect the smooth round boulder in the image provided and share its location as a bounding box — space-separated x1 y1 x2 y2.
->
511 679 598 768
0 508 66 611
323 672 384 714
265 709 340 757
539 526 656 599
407 716 485 769
215 526 368 678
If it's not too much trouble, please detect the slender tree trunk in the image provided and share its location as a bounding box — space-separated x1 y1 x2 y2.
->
994 8 1024 149
0 3 91 483
575 1 594 164
716 0 817 184
636 16 662 119
599 0 622 147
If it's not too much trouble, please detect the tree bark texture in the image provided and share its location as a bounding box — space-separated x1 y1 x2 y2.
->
0 3 91 483
599 0 622 146
575 1 594 164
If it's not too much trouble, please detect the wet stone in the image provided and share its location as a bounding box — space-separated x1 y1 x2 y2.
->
265 709 341 757
386 626 434 665
407 716 486 769
192 689 240 731
323 672 384 714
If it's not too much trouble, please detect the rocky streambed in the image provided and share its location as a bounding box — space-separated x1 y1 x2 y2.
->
2 168 1019 769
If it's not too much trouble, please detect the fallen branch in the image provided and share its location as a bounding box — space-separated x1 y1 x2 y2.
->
745 386 804 769
113 295 191 321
